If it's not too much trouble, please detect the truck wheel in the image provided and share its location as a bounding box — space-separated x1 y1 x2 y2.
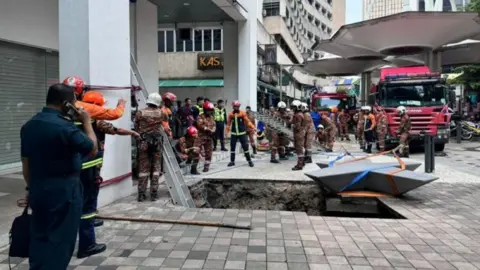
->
435 144 445 152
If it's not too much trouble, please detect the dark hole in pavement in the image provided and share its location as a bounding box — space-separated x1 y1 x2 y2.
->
190 179 406 219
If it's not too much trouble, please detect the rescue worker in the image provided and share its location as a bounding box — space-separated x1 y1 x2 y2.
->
63 76 126 120
376 107 388 152
135 93 164 202
352 111 359 141
194 102 216 172
176 126 201 174
21 84 96 269
330 107 339 138
246 106 257 155
268 101 287 163
291 100 305 170
338 108 351 141
76 92 140 258
396 106 412 157
213 99 228 151
225 101 255 167
275 102 290 159
301 102 315 164
357 110 365 150
192 96 204 120
316 124 326 147
362 106 376 153
161 92 176 138
321 112 337 152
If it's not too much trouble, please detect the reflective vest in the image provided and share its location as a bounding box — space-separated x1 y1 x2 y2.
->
214 107 225 122
231 112 248 136
195 105 204 116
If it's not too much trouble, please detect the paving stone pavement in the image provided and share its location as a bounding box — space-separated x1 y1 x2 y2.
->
2 142 480 269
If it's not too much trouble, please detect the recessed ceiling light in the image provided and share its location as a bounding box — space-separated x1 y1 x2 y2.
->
183 2 190 6
163 14 169 17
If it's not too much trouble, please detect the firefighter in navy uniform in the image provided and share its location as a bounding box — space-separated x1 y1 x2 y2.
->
225 101 255 167
75 92 140 258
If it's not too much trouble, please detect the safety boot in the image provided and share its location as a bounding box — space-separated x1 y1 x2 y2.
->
228 153 236 167
151 192 158 201
270 159 280 164
190 164 200 175
304 156 312 164
245 153 254 167
252 146 258 155
279 154 288 160
137 193 146 202
77 243 107 259
292 157 304 171
365 144 372 154
203 165 209 173
94 219 104 227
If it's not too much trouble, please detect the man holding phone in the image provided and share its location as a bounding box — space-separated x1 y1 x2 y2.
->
21 83 98 269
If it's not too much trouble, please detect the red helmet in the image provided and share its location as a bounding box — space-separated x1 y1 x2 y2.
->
162 92 177 102
232 100 241 107
187 126 198 136
203 102 214 110
63 76 85 95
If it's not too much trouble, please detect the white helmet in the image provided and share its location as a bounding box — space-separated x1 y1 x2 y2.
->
361 106 371 112
317 124 324 129
301 102 308 111
277 101 287 109
291 100 302 110
146 93 162 107
286 108 291 112
396 106 406 115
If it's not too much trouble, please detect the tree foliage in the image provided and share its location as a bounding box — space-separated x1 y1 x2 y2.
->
450 0 480 91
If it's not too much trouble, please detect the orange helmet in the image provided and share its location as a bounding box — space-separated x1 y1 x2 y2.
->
82 91 106 106
63 76 85 95
162 92 177 102
232 100 241 107
331 106 338 113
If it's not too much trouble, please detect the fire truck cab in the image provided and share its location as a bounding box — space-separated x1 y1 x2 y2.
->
371 66 453 151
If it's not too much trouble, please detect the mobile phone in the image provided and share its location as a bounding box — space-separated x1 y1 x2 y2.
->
63 101 80 118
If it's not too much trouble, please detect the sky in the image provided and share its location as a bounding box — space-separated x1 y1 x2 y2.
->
346 0 363 24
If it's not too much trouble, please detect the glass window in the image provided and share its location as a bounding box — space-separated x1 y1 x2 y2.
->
213 29 222 51
185 39 193 52
380 83 447 107
158 31 165 52
194 29 202 52
203 29 212 51
166 30 174 52
176 34 184 52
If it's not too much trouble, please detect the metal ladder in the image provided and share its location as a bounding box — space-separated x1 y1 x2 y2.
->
130 54 195 208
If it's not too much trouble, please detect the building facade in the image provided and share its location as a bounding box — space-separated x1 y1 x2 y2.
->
364 0 460 20
332 0 346 32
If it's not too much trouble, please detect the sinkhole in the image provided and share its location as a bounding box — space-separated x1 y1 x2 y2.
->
189 179 406 219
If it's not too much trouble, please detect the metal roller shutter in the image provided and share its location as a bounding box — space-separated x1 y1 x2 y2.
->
0 41 59 167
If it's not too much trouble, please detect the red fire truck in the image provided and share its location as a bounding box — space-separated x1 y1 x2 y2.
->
309 87 357 128
371 66 452 151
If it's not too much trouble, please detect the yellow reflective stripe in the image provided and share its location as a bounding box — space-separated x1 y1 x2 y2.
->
82 158 103 169
231 114 246 135
74 120 95 126
81 212 97 219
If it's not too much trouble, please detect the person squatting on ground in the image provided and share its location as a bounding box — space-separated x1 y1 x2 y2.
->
321 112 337 152
213 99 228 151
246 106 257 156
396 106 412 157
291 100 306 170
176 126 201 175
376 107 388 152
316 124 326 147
21 83 97 269
194 102 216 172
76 92 139 259
268 101 287 163
357 110 365 150
226 101 255 168
301 102 315 164
338 108 351 141
362 106 376 153
135 93 164 202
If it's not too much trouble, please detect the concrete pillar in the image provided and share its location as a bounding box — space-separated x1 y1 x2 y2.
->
360 72 371 106
424 50 442 73
223 22 239 107
237 1 258 111
59 0 132 207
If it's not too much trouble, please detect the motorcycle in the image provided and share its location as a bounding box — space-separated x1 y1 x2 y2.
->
450 120 480 140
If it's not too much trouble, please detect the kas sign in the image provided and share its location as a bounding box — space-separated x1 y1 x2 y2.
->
197 53 223 70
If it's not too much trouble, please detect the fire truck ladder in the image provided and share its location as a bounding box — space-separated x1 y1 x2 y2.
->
130 54 195 208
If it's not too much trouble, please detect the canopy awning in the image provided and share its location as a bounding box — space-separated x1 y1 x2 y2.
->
159 79 224 88
304 57 388 77
257 80 280 93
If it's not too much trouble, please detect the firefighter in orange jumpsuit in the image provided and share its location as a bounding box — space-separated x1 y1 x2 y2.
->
194 102 216 172
161 92 176 137
63 76 126 120
226 101 255 167
291 100 305 170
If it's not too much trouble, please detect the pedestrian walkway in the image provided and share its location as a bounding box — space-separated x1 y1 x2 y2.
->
2 142 480 269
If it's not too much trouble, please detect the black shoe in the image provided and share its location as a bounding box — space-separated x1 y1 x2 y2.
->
227 162 235 167
94 219 104 227
270 159 280 164
77 243 107 259
151 193 158 201
292 165 303 171
221 148 228 152
253 147 257 155
248 161 254 167
137 193 146 202
213 147 217 151
304 157 312 164
325 149 333 153
190 167 200 175
203 167 209 172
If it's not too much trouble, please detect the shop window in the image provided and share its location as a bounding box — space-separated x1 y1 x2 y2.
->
158 30 165 52
203 29 212 51
194 29 203 52
213 29 222 51
176 35 184 52
185 39 193 52
166 30 174 52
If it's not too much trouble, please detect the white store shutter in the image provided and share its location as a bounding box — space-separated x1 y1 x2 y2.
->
0 41 59 166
